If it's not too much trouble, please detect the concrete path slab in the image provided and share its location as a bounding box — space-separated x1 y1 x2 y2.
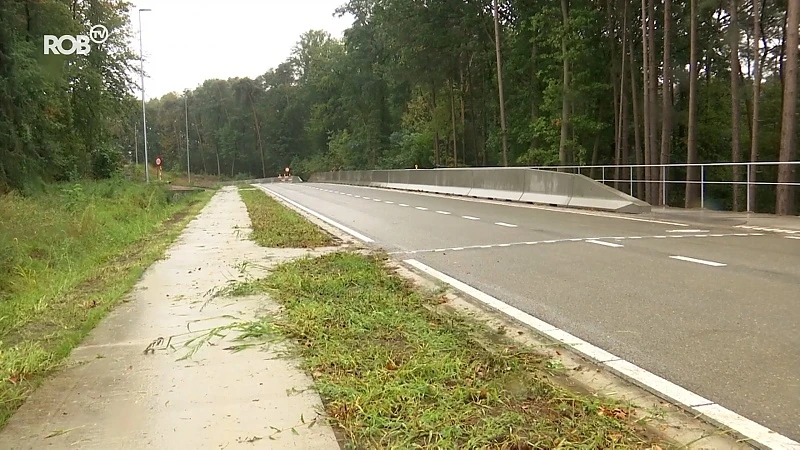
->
0 187 341 450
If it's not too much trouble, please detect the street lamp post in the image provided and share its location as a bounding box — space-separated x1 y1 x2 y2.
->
138 8 152 182
185 94 191 184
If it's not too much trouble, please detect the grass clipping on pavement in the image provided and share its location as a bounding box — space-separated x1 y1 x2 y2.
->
0 179 211 428
239 188 334 248
228 252 661 449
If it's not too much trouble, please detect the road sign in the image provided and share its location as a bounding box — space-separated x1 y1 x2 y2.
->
285 167 290 173
155 156 162 167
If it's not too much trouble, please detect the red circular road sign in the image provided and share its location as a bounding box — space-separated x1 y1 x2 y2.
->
155 156 163 167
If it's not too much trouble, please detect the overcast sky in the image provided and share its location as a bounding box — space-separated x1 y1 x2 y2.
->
126 0 353 100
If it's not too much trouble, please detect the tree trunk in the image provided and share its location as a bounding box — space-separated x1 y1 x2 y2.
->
450 80 458 167
630 29 644 199
686 0 700 208
432 83 439 167
729 0 742 211
748 0 763 212
641 0 652 202
460 63 467 166
661 0 673 206
559 0 571 168
647 0 659 205
776 0 799 215
617 0 628 187
248 90 267 178
493 0 509 166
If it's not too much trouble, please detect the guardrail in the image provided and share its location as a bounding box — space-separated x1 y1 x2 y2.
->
529 161 800 213
220 176 303 186
310 167 651 214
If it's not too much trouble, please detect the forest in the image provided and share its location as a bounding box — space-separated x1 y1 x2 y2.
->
1 0 798 213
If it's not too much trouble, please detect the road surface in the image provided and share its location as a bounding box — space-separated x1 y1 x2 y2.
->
260 182 800 446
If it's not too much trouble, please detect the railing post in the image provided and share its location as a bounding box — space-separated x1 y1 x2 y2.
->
601 166 605 184
661 165 666 206
746 163 751 213
630 168 634 196
700 165 705 209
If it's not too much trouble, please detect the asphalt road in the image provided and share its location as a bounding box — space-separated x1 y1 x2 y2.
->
260 182 800 443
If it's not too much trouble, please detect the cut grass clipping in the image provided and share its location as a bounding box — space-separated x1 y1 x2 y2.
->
239 187 334 248
0 179 212 428
227 252 662 449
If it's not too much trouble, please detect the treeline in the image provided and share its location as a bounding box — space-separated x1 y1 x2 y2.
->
0 0 138 193
2 1 798 214
139 0 798 214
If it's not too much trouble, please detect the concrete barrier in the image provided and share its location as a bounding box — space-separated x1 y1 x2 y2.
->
308 168 650 213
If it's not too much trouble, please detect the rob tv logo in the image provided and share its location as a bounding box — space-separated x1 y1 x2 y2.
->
43 25 109 55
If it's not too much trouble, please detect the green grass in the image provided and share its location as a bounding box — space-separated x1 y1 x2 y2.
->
0 178 213 428
238 188 335 248
224 252 663 449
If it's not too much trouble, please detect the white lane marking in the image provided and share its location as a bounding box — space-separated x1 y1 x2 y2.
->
372 198 382 202
667 229 709 233
362 196 371 200
415 206 428 211
346 193 353 196
255 185 374 243
387 233 764 255
736 225 800 234
786 236 800 240
462 215 480 220
314 182 692 227
354 195 361 198
669 256 727 267
436 210 451 215
494 222 517 228
586 240 624 248
399 203 409 207
339 192 346 195
384 201 394 204
402 259 800 450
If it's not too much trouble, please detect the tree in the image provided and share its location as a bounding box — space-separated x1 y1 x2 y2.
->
775 0 798 215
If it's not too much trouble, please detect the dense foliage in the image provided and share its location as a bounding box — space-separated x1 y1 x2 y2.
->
1 0 798 213
0 0 138 193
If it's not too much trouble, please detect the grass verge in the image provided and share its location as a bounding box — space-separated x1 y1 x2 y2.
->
238 188 335 248
224 252 664 449
0 178 213 428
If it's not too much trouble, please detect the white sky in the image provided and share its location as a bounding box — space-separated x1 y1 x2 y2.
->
127 0 353 100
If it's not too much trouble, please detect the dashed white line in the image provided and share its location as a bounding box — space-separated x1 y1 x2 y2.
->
402 258 799 450
669 256 727 267
786 236 800 240
494 222 517 228
462 215 480 220
436 210 451 215
399 203 409 207
362 196 371 200
384 201 394 204
415 206 428 211
372 198 382 202
388 233 763 256
586 239 624 248
667 229 709 233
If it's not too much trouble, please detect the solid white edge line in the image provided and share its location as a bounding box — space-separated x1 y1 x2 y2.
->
669 255 727 267
667 229 709 233
254 185 374 243
786 236 800 240
585 239 624 248
401 258 800 449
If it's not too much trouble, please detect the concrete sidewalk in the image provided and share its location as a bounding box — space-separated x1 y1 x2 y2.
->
0 187 341 449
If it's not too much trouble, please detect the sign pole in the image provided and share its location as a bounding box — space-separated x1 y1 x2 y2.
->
185 94 191 184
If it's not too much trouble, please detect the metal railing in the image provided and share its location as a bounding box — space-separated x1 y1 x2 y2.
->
529 161 800 213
